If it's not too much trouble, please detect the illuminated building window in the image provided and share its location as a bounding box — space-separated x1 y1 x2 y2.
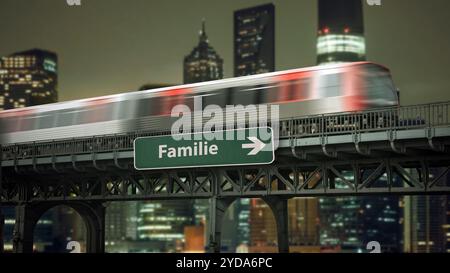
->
234 4 274 77
0 49 57 110
317 34 366 56
183 20 223 84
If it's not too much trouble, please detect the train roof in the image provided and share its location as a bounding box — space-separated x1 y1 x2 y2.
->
0 61 387 117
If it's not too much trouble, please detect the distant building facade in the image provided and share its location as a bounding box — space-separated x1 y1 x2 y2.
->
137 201 194 252
234 3 275 76
403 169 450 253
0 49 57 110
319 174 402 252
183 21 223 84
403 195 447 252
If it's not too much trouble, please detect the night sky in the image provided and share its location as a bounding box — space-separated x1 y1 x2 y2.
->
1 0 449 105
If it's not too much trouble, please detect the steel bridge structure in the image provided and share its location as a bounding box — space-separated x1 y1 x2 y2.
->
1 101 450 253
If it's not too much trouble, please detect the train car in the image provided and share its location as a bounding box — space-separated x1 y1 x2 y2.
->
0 62 399 145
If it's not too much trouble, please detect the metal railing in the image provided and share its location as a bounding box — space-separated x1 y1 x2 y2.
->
281 101 450 137
2 101 450 161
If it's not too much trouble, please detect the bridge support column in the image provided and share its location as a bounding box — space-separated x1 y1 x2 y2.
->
208 197 235 253
11 201 105 253
13 203 39 253
68 202 106 253
263 197 289 253
82 202 106 253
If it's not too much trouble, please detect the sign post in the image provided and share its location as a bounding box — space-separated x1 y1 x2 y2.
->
134 127 274 170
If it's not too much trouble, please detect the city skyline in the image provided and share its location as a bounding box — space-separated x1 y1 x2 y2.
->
1 0 450 254
0 0 449 105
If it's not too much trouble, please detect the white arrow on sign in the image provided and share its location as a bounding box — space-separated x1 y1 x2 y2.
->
242 136 266 156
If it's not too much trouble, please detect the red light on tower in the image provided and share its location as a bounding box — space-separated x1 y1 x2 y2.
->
324 27 329 34
344 27 350 34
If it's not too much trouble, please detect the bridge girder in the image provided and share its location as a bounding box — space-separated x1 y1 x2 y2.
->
1 155 449 203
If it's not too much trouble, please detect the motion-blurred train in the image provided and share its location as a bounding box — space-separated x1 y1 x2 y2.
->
0 62 399 145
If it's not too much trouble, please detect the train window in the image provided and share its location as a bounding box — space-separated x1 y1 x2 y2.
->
18 116 34 131
38 114 55 130
57 110 77 127
317 73 342 98
202 90 228 108
78 104 114 124
261 78 310 104
137 98 155 116
293 78 311 100
278 78 311 102
0 117 19 133
154 94 194 115
148 97 162 115
364 68 397 103
230 85 262 105
116 100 137 119
261 83 281 103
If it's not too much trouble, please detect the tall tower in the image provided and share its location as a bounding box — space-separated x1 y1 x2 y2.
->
0 49 63 252
230 4 275 251
317 0 366 64
184 20 223 84
234 3 275 77
183 20 224 252
315 1 401 253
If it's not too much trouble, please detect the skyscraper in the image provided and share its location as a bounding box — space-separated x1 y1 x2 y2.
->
228 4 275 247
0 49 58 252
234 3 275 77
105 202 136 245
0 49 57 110
317 0 366 65
288 198 320 246
319 174 402 252
183 20 223 84
403 195 447 252
315 0 401 252
229 4 276 250
183 22 224 250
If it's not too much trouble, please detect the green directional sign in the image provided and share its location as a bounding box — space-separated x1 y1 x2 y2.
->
134 127 274 170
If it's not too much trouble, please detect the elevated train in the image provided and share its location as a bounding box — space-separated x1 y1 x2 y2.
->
0 62 399 145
